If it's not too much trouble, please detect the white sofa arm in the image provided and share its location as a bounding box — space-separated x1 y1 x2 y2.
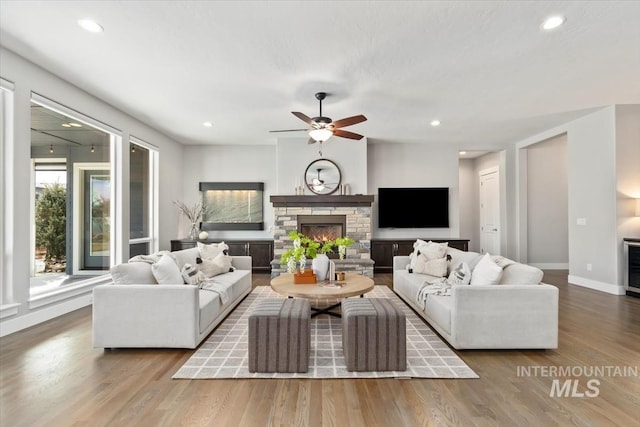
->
451 283 559 349
231 256 252 271
93 284 200 349
393 256 411 271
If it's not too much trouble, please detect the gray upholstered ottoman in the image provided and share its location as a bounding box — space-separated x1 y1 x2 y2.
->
342 298 407 372
248 298 311 373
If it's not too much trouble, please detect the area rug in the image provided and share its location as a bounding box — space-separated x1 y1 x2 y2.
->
172 285 478 379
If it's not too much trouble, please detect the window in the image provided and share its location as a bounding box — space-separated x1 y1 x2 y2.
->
30 94 120 296
129 137 158 257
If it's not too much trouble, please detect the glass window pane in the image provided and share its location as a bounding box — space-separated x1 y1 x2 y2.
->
30 100 113 294
129 242 150 258
129 143 149 239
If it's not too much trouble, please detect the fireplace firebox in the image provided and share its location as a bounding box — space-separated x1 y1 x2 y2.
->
297 215 346 244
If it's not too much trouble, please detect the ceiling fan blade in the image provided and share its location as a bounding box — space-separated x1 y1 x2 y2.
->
332 114 367 129
292 111 314 125
269 128 308 133
333 129 364 140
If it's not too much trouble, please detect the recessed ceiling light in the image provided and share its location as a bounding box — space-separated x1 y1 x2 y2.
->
61 123 72 128
203 121 213 128
541 15 565 31
78 19 104 33
69 122 82 127
430 120 441 127
459 151 467 155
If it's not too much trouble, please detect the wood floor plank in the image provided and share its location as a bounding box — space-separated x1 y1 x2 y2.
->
1 271 639 426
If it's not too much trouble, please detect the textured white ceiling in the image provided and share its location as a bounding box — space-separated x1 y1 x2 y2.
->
1 1 639 150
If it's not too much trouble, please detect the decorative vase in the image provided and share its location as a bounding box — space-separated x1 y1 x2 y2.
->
188 223 199 240
312 253 330 280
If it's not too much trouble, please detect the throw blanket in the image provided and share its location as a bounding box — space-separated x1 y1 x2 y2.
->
200 279 230 305
416 278 451 311
128 251 169 264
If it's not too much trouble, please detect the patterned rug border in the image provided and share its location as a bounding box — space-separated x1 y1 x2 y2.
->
173 285 479 379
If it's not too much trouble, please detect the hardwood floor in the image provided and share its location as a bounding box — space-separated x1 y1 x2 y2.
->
1 272 639 427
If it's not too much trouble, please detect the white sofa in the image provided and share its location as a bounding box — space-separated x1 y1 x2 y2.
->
393 247 558 350
93 247 252 349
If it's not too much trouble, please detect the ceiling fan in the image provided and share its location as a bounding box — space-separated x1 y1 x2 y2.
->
270 92 367 144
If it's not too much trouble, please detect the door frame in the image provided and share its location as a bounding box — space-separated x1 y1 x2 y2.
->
73 162 110 275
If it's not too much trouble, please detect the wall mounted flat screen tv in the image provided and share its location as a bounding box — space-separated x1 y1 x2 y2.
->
378 187 449 228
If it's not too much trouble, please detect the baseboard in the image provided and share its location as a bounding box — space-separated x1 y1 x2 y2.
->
530 263 569 270
567 275 625 295
0 294 92 338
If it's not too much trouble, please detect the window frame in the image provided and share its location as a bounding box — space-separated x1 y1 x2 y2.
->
28 93 122 301
0 78 20 318
129 136 159 256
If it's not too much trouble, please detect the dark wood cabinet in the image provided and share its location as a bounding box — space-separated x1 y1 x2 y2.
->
371 238 470 273
170 239 274 273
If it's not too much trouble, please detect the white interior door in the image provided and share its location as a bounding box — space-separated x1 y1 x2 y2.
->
479 167 500 255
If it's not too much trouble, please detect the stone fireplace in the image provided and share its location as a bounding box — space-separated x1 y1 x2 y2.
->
270 195 375 277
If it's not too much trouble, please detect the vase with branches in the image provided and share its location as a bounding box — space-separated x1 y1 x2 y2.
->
174 200 207 240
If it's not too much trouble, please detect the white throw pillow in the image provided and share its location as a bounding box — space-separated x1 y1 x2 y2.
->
151 254 183 284
170 247 200 269
447 262 471 285
181 263 205 285
423 258 449 277
197 241 229 259
198 251 234 278
415 240 448 260
110 262 157 284
470 253 503 285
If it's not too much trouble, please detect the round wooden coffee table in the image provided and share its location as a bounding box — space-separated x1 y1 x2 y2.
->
270 273 375 317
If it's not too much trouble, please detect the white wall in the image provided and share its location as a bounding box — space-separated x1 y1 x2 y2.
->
276 137 368 196
526 134 568 268
0 47 184 336
184 139 470 245
181 144 277 240
459 159 479 251
367 143 460 239
566 108 619 292
513 105 639 294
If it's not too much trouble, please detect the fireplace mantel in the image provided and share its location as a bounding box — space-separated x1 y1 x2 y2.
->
270 195 374 207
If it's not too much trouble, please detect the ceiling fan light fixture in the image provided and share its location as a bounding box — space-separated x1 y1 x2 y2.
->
309 127 333 142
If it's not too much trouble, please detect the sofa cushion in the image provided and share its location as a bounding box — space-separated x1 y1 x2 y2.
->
424 295 452 334
198 252 234 277
110 262 157 285
499 263 543 285
199 288 223 334
470 253 503 285
170 247 200 270
197 241 229 259
446 247 482 273
198 269 251 333
151 254 183 284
